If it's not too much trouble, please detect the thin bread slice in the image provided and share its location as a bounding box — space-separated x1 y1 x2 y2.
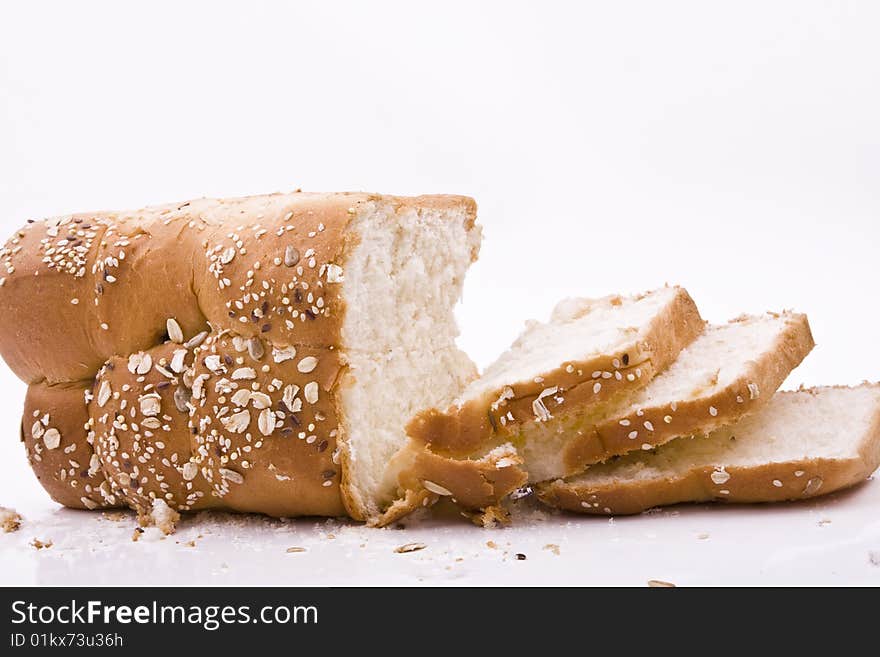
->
406 286 703 458
537 384 880 515
523 312 815 482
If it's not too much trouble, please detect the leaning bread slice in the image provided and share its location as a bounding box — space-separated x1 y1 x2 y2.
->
406 286 703 458
523 312 814 482
537 385 880 515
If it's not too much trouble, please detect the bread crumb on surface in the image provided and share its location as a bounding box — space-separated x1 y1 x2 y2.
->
486 540 498 549
697 532 710 540
543 543 560 555
30 538 52 550
0 506 22 533
394 542 426 554
647 579 676 587
286 547 307 553
138 499 180 535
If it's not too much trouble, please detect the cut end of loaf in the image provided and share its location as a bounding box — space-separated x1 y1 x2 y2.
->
337 197 481 519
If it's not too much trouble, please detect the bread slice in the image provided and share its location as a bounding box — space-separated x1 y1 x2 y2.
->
389 287 703 515
523 312 814 482
537 385 880 515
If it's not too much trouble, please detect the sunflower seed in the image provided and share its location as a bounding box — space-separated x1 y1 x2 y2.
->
247 337 264 361
173 386 191 413
183 331 208 350
304 382 319 404
258 408 275 436
166 318 184 343
284 246 300 267
297 356 318 373
182 461 199 481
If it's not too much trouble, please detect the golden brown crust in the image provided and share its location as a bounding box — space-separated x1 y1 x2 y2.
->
406 287 703 458
538 385 880 515
0 191 476 521
22 381 116 510
537 457 873 515
559 312 815 475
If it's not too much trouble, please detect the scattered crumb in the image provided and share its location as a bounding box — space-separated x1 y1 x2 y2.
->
486 540 498 549
184 540 196 548
286 547 307 553
325 533 336 540
455 557 464 562
394 542 426 554
138 499 180 535
817 519 832 527
648 579 676 587
515 553 527 561
101 511 128 522
869 551 880 566
543 543 560 555
131 527 144 542
697 533 710 540
1 506 22 533
30 538 52 550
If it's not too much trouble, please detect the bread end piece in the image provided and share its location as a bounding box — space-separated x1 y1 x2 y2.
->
538 384 880 515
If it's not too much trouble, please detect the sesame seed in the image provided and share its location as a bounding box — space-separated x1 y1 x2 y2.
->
628 431 638 439
709 406 718 417
593 382 601 394
772 479 783 488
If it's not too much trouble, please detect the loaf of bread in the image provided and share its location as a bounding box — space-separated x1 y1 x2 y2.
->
537 385 880 514
0 191 481 527
1 190 873 530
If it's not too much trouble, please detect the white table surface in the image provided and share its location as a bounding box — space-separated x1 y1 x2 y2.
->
2 477 879 587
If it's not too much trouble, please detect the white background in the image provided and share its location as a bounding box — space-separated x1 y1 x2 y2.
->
1 1 879 586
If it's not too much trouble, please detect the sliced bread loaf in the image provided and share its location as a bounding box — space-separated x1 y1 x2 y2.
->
523 312 815 482
537 384 880 515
